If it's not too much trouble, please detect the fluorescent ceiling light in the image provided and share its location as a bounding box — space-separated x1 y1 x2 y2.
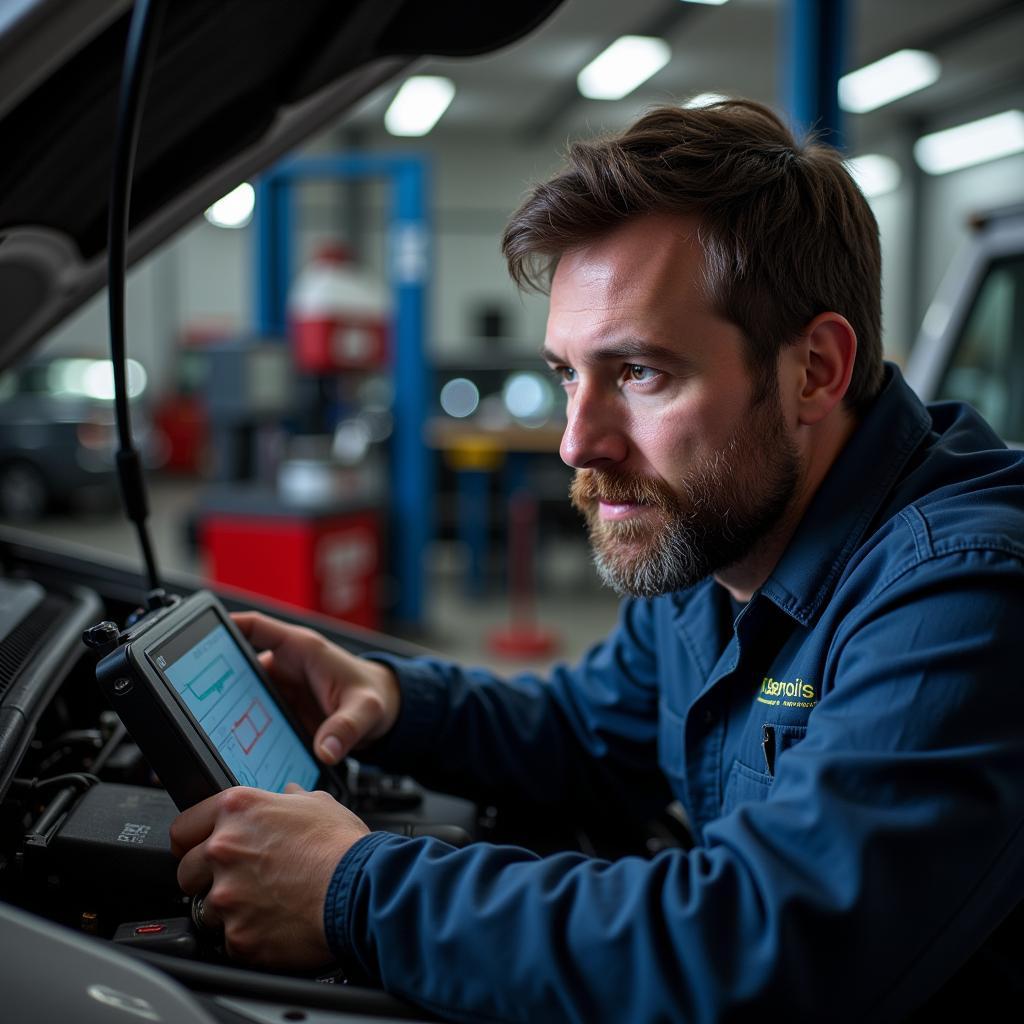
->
678 0 729 5
839 49 940 113
845 154 901 198
914 110 1024 175
204 183 255 229
384 76 455 136
578 36 671 101
684 92 729 108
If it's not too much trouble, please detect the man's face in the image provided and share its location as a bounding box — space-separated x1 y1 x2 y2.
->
544 214 801 597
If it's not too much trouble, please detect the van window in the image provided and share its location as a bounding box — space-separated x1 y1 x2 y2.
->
936 256 1024 443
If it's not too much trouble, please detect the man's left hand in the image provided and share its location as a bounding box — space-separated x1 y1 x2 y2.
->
171 784 370 968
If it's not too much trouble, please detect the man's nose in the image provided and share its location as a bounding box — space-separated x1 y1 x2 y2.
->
559 387 628 468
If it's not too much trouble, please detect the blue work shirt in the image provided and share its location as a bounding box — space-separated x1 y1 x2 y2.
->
325 365 1024 1022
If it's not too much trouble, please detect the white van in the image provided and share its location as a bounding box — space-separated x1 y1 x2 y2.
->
906 204 1024 447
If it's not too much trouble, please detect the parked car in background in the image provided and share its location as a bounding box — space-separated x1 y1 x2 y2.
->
0 356 163 518
907 204 1024 446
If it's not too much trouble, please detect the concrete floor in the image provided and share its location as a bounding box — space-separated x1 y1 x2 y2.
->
21 475 622 675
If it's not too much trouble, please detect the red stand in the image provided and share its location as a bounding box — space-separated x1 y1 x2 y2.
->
200 496 380 630
487 491 559 658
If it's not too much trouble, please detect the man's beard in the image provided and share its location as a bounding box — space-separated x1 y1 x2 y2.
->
569 394 801 597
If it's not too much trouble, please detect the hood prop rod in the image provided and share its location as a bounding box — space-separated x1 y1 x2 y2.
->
107 0 169 609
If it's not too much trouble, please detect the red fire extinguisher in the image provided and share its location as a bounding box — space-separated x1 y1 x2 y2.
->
288 243 390 372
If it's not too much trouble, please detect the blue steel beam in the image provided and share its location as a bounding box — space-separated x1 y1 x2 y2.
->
253 175 295 337
389 158 430 628
783 0 848 150
252 177 276 335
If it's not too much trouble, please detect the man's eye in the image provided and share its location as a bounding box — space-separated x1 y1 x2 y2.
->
626 364 658 383
552 366 576 384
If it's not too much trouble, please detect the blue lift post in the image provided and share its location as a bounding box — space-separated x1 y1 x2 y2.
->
253 155 431 630
783 0 849 150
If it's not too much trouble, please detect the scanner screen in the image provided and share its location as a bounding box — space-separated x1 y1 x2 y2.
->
153 610 319 793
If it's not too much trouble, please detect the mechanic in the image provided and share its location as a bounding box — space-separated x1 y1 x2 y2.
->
170 100 1024 1022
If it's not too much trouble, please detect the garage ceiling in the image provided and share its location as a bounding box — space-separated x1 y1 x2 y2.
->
341 0 1024 149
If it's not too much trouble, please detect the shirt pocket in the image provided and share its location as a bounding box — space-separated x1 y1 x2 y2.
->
721 722 808 816
722 759 774 813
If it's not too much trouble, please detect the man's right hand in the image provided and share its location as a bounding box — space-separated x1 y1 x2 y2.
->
232 611 401 766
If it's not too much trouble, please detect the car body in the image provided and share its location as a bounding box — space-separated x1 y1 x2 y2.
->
906 204 1024 447
0 2 561 1021
0 356 164 518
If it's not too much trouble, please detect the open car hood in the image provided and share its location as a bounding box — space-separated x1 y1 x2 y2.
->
0 0 562 369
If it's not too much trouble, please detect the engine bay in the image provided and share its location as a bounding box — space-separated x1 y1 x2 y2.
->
0 534 476 1020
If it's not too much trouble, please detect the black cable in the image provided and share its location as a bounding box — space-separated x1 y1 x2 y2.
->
20 772 101 844
11 772 101 793
107 0 167 596
37 729 103 755
92 719 129 775
24 787 79 842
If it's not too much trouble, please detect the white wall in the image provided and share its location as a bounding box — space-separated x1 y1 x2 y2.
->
173 218 251 331
867 177 914 362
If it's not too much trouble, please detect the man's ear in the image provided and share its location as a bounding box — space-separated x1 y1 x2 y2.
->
789 312 857 427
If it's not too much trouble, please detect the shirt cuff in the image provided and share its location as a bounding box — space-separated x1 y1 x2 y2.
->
324 830 407 974
358 653 450 763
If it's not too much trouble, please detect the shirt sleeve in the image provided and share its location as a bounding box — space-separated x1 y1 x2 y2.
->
327 548 1024 1023
357 596 673 821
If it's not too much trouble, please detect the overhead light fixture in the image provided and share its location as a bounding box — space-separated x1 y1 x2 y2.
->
845 154 901 198
684 92 729 108
204 183 255 229
678 0 729 5
384 76 455 136
578 36 671 101
838 49 940 113
914 110 1024 175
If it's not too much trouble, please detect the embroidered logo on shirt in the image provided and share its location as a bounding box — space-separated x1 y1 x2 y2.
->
757 676 817 709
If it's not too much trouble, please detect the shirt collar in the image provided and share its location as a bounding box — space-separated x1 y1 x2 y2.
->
759 363 932 627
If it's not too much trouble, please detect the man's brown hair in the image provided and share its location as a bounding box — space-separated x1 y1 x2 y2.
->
502 99 885 413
